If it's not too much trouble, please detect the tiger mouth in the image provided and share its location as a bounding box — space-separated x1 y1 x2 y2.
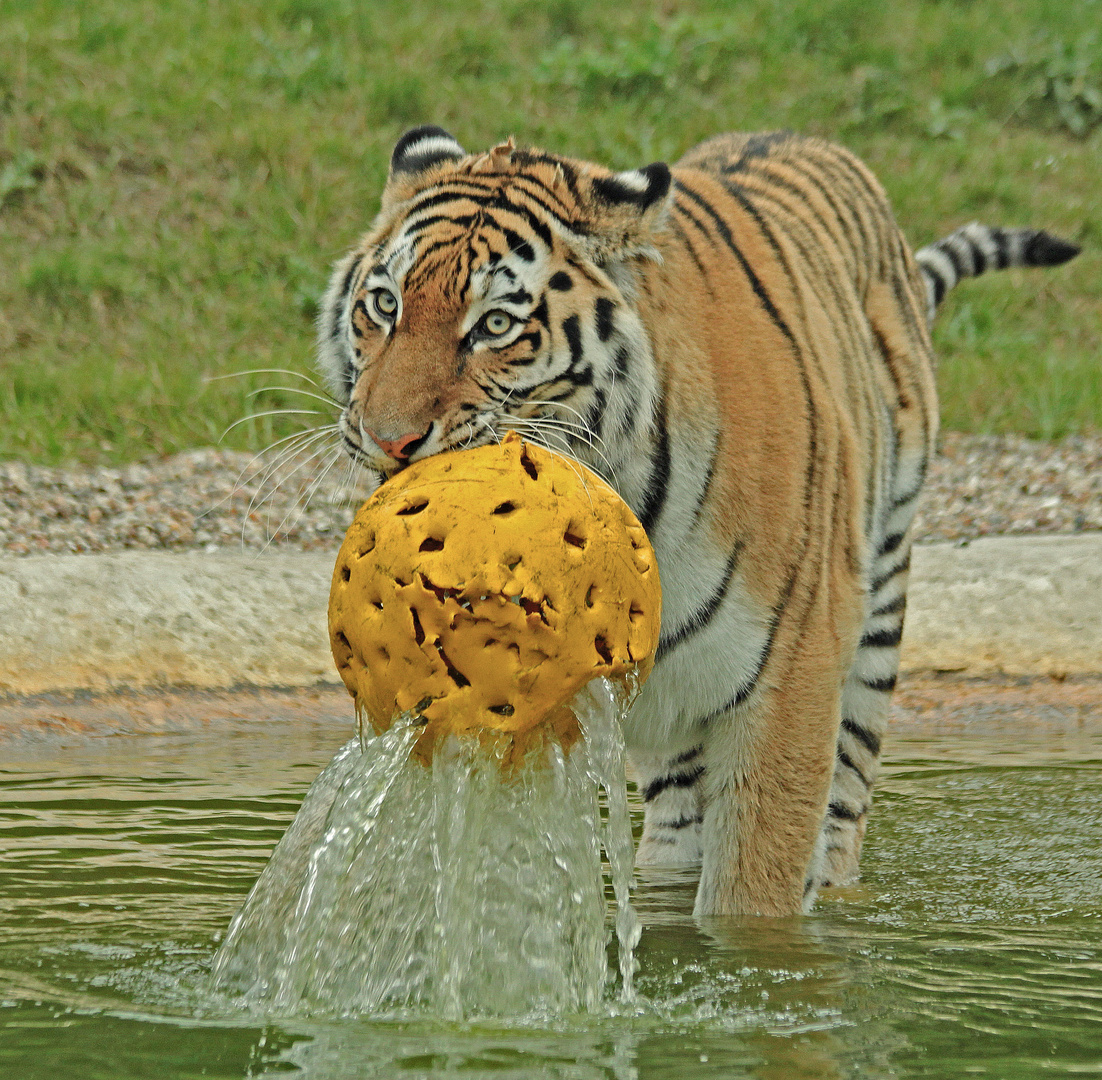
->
339 420 500 478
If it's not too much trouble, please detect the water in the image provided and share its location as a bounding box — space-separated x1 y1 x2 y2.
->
210 679 639 1018
1 679 1101 1078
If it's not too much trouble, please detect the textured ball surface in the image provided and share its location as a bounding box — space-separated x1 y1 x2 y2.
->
328 434 661 762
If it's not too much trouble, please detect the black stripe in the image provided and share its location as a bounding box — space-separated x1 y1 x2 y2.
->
530 297 549 328
969 237 988 276
892 473 927 509
349 297 368 338
809 146 887 266
499 196 555 249
564 363 593 388
636 407 670 535
1023 229 1081 267
642 764 705 803
506 175 574 221
594 297 615 342
509 331 542 356
548 271 572 291
671 744 703 766
674 182 800 351
719 176 812 320
660 814 703 830
788 153 875 272
926 265 947 307
404 183 499 216
870 594 906 618
860 625 903 649
726 130 791 172
992 227 1010 270
939 239 965 279
837 749 870 787
696 560 803 727
840 716 881 756
828 801 862 821
583 385 607 440
860 673 897 693
561 314 583 366
331 256 363 339
689 430 722 528
500 227 536 262
656 544 743 661
736 158 859 280
403 211 479 235
869 553 910 595
717 171 876 447
667 215 714 291
879 530 905 556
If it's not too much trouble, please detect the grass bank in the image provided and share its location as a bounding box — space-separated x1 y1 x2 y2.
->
1 0 1099 465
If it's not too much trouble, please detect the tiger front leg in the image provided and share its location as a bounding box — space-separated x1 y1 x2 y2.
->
693 601 863 917
630 745 706 866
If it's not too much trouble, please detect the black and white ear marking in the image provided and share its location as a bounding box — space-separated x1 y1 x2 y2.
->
390 125 466 176
592 162 671 209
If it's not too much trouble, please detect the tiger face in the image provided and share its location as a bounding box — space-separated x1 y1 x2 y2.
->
316 126 668 486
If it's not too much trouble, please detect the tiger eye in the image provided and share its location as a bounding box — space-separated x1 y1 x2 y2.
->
482 310 513 336
373 289 398 318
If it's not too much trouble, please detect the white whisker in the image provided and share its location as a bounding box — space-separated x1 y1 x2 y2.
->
220 409 327 440
205 368 326 390
503 415 615 481
246 385 341 408
241 427 341 546
502 422 600 502
259 447 345 557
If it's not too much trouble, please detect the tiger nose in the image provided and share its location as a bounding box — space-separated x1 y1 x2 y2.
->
367 428 425 461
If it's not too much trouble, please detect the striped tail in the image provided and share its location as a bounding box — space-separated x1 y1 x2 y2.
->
915 222 1080 321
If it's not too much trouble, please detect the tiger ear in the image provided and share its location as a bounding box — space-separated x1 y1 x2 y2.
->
592 163 672 212
585 162 673 261
382 126 466 209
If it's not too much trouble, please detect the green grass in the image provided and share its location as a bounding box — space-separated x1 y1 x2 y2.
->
1 0 1099 465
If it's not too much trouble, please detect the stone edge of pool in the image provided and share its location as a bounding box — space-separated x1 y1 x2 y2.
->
0 533 1099 697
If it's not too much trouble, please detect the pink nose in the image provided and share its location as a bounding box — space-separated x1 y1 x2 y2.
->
367 429 424 461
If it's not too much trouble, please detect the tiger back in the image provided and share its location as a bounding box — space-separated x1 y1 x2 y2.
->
316 126 1076 916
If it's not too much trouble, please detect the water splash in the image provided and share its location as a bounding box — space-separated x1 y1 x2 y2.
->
209 678 638 1019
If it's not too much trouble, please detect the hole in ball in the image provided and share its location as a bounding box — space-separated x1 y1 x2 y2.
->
520 446 540 480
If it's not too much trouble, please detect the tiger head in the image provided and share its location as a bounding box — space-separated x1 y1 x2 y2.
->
316 126 672 483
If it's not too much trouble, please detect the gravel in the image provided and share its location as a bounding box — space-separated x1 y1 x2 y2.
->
1 433 1099 557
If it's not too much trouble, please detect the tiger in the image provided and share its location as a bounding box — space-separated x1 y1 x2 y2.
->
315 125 1079 917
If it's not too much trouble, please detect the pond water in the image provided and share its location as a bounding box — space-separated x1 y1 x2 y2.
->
1 679 1100 1079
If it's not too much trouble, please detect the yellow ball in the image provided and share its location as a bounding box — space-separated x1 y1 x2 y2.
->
328 434 661 764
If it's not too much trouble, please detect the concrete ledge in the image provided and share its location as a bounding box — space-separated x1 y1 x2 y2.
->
1 535 1099 696
0 552 336 696
902 535 1102 676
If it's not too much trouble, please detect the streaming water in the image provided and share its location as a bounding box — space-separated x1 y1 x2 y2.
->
209 678 639 1019
3 678 1102 1078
